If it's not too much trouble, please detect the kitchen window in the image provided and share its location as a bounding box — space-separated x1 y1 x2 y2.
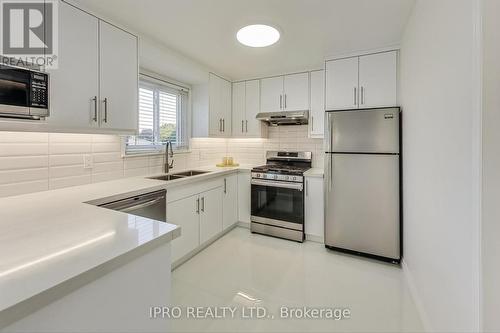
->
126 75 190 154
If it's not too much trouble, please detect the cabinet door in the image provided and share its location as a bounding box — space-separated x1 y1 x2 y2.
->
244 80 262 137
238 172 251 224
200 187 223 244
220 78 232 137
305 176 324 241
99 21 138 132
309 70 325 138
168 195 200 263
223 175 239 230
209 73 222 136
359 51 398 108
326 57 359 110
260 76 283 112
232 82 246 137
283 72 309 111
47 1 99 130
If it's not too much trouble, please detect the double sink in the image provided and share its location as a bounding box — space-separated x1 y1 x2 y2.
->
148 170 209 182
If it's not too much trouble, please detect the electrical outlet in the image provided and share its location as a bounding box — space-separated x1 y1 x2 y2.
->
83 155 93 169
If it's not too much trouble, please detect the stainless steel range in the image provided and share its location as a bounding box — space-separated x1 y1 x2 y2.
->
251 151 312 242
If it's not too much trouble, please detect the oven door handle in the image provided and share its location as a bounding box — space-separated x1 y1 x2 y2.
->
251 179 303 191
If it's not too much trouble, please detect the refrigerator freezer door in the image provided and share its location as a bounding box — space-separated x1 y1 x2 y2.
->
329 108 400 154
325 153 400 259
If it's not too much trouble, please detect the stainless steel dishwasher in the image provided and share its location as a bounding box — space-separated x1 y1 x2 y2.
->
98 190 166 222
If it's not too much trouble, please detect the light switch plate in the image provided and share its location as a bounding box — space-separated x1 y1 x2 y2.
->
83 155 93 169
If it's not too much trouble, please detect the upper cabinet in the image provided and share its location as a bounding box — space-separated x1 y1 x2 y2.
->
309 70 325 138
98 21 138 132
193 73 232 138
47 1 138 134
260 73 309 112
326 50 398 110
232 80 267 138
209 73 232 137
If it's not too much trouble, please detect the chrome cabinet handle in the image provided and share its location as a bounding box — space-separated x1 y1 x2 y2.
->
354 87 357 105
311 116 314 132
241 120 244 133
361 87 365 105
284 94 287 109
224 178 227 194
245 120 248 132
222 119 225 132
92 96 98 122
103 98 108 123
201 197 205 212
280 95 283 109
196 198 200 214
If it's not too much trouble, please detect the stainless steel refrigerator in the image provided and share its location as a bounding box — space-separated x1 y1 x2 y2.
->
324 107 401 263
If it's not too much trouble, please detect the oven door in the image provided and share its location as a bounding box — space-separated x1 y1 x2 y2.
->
251 179 304 230
0 65 31 116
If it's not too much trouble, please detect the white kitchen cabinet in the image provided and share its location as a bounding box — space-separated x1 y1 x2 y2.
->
208 73 232 137
99 21 138 132
47 1 99 130
305 176 324 242
232 80 267 138
359 51 398 108
238 171 251 225
260 76 284 112
309 70 325 138
168 195 200 263
223 174 239 230
260 74 310 112
326 51 398 110
199 187 223 244
45 2 138 134
232 81 246 136
283 72 310 111
326 57 359 110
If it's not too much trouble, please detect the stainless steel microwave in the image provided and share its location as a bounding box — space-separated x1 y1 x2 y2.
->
0 64 49 120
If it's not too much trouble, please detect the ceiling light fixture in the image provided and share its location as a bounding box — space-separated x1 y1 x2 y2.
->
237 24 280 48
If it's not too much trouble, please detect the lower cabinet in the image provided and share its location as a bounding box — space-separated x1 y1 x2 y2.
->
199 187 223 244
223 174 239 230
167 173 239 264
237 172 251 225
305 176 325 242
168 194 201 263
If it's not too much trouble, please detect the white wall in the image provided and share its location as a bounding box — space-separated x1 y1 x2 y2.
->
400 0 481 331
481 0 500 331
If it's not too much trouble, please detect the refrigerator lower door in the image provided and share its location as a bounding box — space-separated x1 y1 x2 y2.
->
325 153 400 260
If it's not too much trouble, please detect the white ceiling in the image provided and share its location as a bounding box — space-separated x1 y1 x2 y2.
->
78 0 415 81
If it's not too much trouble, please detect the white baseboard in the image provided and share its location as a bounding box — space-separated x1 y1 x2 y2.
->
402 259 432 332
237 221 250 229
305 234 324 244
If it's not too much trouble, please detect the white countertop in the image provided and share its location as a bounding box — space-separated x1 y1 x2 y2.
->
304 168 324 178
0 165 246 322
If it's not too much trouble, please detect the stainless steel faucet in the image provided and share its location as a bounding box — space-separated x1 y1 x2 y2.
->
164 140 174 173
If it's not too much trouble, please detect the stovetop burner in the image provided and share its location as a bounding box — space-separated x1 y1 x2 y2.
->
252 164 310 175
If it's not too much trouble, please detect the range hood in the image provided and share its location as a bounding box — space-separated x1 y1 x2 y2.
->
256 111 309 126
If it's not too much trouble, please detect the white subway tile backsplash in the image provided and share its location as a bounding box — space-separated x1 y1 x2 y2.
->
0 125 324 198
0 180 48 197
0 156 48 170
0 168 49 185
49 174 92 190
0 143 48 157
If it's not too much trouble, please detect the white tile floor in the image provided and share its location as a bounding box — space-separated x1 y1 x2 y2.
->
171 227 423 332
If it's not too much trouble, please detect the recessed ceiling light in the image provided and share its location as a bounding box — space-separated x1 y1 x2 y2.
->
236 24 280 48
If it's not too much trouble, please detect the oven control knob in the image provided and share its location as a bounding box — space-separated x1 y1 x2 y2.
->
292 176 297 181
284 176 289 181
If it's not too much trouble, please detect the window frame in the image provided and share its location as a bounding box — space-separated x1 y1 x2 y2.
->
125 73 191 156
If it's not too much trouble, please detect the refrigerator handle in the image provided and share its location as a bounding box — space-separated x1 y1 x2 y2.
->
325 113 333 152
325 154 333 192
